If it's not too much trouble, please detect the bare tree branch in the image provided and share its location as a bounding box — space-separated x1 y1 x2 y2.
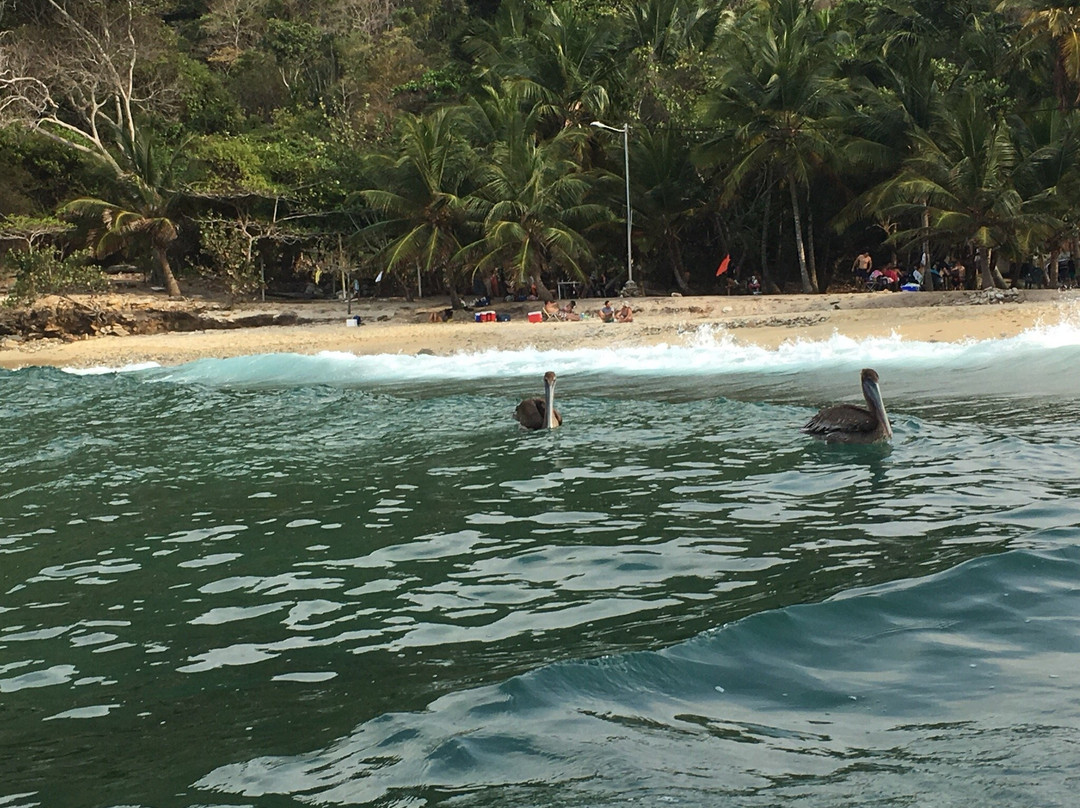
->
0 0 172 178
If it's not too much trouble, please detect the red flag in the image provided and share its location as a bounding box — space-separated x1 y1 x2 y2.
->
715 254 731 276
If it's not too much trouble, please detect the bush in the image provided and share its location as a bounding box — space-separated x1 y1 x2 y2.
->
4 247 106 306
196 216 261 302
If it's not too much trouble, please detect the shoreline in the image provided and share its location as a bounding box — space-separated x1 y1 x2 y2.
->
1 288 1076 370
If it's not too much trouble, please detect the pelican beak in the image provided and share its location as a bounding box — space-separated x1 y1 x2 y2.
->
544 376 557 429
863 377 892 438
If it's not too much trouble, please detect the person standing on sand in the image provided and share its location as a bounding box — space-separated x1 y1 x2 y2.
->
853 251 872 281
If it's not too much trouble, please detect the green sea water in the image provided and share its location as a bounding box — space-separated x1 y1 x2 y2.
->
3 327 1080 807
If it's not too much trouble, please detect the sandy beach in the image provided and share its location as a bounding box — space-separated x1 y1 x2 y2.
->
1 287 1076 370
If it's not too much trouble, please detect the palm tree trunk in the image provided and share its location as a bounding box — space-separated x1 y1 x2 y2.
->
991 250 1009 289
977 246 993 289
789 181 815 294
760 184 772 291
921 206 933 290
533 273 556 302
670 235 691 293
1048 249 1061 287
444 269 463 309
155 245 181 297
807 204 820 293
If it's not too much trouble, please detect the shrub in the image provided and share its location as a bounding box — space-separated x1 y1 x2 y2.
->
4 247 106 306
196 216 261 302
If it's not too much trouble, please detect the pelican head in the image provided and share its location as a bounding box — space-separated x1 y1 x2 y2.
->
860 368 892 439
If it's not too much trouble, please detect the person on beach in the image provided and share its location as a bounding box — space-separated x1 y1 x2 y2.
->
560 300 581 321
615 303 634 323
599 301 615 322
748 275 761 295
853 251 873 280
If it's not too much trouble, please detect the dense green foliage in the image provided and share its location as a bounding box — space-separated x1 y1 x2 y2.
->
3 246 105 305
2 0 1078 299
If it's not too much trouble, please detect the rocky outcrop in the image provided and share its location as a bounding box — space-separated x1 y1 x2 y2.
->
0 299 303 342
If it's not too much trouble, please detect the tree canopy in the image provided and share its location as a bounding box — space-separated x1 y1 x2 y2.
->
2 0 1078 299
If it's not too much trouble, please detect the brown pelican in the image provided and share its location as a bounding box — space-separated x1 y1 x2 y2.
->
515 371 562 430
802 368 892 444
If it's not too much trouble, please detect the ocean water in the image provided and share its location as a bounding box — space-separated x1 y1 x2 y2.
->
3 319 1080 807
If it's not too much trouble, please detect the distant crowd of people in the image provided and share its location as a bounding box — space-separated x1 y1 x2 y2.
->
852 250 1078 292
854 250 971 292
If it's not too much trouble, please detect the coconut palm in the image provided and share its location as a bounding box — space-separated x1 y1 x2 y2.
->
998 1 1080 107
462 119 610 300
878 89 1048 288
357 107 480 306
463 0 618 132
1014 106 1080 285
625 125 707 292
618 0 718 66
699 0 860 293
60 135 185 296
616 0 721 122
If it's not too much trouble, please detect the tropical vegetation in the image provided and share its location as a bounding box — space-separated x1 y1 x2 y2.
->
1 0 1078 302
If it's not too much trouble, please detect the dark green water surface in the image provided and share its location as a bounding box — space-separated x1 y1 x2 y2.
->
2 347 1080 807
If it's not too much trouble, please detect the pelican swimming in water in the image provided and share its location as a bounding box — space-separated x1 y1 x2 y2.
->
515 370 562 430
802 368 892 444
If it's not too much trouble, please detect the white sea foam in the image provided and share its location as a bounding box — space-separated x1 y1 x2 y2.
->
62 361 162 376
49 310 1080 389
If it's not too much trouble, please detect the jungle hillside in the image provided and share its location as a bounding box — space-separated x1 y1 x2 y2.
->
1 0 1079 303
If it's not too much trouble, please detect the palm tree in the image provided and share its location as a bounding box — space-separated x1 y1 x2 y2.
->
462 118 610 300
463 0 618 132
699 0 859 293
878 90 1045 289
998 1 1080 107
1014 106 1080 285
625 125 707 292
60 136 185 296
618 0 718 66
357 108 479 306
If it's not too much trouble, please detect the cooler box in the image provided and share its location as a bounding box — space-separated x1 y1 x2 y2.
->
527 311 543 323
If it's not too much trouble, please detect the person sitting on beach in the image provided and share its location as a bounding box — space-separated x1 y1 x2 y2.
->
615 303 634 323
543 299 565 320
747 275 761 295
560 300 581 321
599 300 615 322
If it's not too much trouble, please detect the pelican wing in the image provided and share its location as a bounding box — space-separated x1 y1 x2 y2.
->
802 404 878 437
515 399 563 430
515 398 543 429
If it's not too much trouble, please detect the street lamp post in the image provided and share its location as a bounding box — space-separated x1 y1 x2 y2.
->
591 120 636 295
